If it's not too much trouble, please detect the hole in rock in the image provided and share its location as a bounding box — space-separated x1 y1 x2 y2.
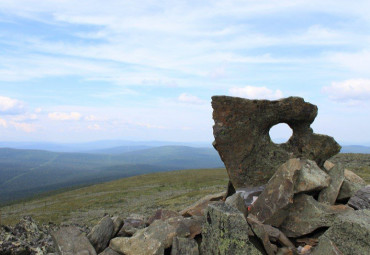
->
269 123 293 144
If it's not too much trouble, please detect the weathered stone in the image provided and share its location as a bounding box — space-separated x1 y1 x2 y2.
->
52 226 97 255
99 247 121 255
117 217 146 237
201 202 262 255
318 163 345 204
337 169 366 201
111 216 123 237
348 185 370 209
249 158 300 226
179 191 225 217
110 217 189 255
323 160 335 171
147 209 180 225
312 209 370 255
280 194 353 237
212 96 341 188
247 215 295 255
236 185 265 206
294 159 330 193
225 192 247 217
181 216 203 239
171 237 199 255
87 215 114 253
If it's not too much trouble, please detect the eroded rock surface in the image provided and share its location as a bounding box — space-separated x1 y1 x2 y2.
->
171 237 199 255
318 163 345 204
348 185 370 210
337 169 366 201
87 215 114 253
212 96 340 188
201 202 261 255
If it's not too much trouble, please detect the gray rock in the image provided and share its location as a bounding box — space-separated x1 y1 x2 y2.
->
171 237 199 255
312 209 370 255
52 226 97 255
179 191 225 217
348 185 370 209
225 192 247 217
337 169 366 201
111 216 123 237
110 216 189 255
147 209 180 225
200 202 261 255
99 247 121 255
280 194 353 237
318 163 345 204
117 217 146 237
87 216 114 253
212 96 340 188
294 159 330 193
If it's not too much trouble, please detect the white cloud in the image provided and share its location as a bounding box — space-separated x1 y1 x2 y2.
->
48 111 82 121
88 124 101 130
12 113 38 122
178 93 206 105
0 96 24 114
229 86 283 100
0 117 7 127
35 107 42 113
322 79 370 102
11 121 36 132
84 114 97 121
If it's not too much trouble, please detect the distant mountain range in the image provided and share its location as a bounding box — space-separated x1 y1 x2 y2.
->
0 146 223 205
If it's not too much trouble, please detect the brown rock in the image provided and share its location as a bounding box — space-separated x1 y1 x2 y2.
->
87 215 114 253
337 169 366 201
117 218 146 237
179 191 225 217
348 185 370 209
212 96 341 188
99 247 121 255
52 226 97 255
318 163 345 204
171 237 199 255
147 209 180 225
280 194 353 237
111 216 123 237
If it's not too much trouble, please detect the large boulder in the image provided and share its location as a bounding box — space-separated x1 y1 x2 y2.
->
337 169 366 201
201 202 261 255
318 163 345 204
348 185 370 209
52 226 97 255
250 158 330 226
312 209 370 255
212 96 340 188
171 237 199 255
110 216 190 255
87 215 115 253
280 194 353 237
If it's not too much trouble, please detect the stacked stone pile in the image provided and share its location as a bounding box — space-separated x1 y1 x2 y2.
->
1 96 369 255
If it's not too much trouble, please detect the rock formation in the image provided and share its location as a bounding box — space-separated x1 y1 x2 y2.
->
212 96 341 189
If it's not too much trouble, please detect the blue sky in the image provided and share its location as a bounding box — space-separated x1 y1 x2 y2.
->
0 0 369 144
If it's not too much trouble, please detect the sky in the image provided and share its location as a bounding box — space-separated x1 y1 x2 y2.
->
0 0 370 144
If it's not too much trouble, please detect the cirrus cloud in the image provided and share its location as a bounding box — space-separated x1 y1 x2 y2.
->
322 79 370 102
229 86 283 100
48 111 82 121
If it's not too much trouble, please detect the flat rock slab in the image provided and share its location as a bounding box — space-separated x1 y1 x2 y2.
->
212 96 340 188
348 185 370 209
201 202 261 255
250 158 329 226
179 191 225 217
318 163 345 204
52 226 97 255
87 215 114 253
280 194 353 238
312 209 370 255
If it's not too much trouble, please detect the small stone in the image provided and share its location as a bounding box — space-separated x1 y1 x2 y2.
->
318 163 345 204
52 226 97 255
348 185 370 209
337 169 366 201
111 216 123 237
87 216 115 253
179 191 225 217
171 237 199 255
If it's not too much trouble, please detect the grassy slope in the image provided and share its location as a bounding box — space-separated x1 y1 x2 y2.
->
1 153 369 227
0 168 228 226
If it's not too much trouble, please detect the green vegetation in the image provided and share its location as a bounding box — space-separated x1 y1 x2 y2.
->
0 168 228 226
0 146 224 205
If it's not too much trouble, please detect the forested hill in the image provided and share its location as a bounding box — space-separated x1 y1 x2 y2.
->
0 146 224 205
